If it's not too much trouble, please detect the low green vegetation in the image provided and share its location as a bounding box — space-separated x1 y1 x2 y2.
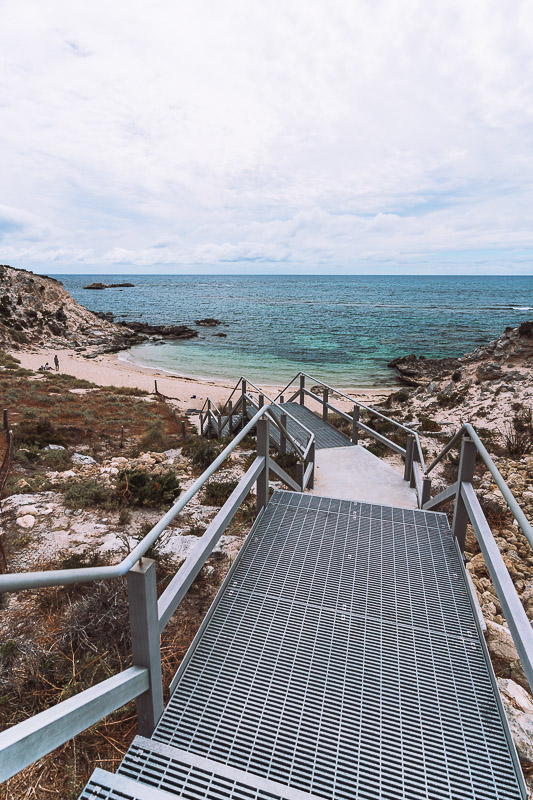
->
116 468 181 507
200 479 239 506
182 436 224 471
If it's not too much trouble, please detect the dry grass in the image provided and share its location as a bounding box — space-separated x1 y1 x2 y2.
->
0 551 232 799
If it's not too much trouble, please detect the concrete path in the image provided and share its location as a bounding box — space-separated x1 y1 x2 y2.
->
310 444 417 508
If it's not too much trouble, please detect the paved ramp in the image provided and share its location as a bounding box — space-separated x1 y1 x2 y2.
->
311 444 417 508
79 490 525 800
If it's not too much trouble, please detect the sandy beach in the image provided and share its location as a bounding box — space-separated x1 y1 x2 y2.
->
14 346 394 412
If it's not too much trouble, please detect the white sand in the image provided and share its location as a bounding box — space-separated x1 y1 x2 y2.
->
14 346 394 412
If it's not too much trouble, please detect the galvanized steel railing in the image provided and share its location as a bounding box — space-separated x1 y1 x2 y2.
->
0 407 281 783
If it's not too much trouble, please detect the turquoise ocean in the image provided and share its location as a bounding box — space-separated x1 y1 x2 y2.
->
54 275 533 388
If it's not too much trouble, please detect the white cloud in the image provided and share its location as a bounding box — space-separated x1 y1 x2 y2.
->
0 0 532 273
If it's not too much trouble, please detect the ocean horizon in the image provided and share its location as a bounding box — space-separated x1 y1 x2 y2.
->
54 274 533 388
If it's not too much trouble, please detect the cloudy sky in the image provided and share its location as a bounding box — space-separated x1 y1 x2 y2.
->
1 1 532 274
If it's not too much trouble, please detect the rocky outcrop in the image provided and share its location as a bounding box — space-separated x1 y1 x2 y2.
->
118 320 197 340
388 320 533 387
0 265 196 352
387 354 459 386
84 282 135 289
0 265 142 351
195 318 222 327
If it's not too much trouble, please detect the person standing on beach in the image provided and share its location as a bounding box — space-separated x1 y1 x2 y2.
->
54 354 59 372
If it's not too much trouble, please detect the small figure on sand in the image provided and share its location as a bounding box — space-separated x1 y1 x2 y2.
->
39 362 52 372
54 354 59 372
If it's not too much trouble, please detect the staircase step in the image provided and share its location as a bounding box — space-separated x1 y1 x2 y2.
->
118 736 323 800
79 767 178 800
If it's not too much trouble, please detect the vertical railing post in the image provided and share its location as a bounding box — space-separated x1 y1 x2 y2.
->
404 434 414 481
307 440 315 489
256 418 269 511
410 445 418 489
299 375 305 405
280 412 287 454
242 380 247 421
296 461 304 491
280 394 285 404
452 436 477 552
127 558 164 737
259 394 264 409
228 400 233 435
421 476 432 507
3 410 7 431
351 405 359 444
322 388 328 422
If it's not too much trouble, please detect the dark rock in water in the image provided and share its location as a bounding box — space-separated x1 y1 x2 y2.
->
195 318 222 326
214 332 227 337
94 311 115 321
84 282 135 289
387 353 459 386
119 320 198 340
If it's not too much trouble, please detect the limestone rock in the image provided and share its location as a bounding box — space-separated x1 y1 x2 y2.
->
503 706 533 765
72 453 97 465
16 514 35 529
485 620 519 664
498 678 533 713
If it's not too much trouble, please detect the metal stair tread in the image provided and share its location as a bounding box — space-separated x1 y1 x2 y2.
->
79 767 181 800
118 735 328 800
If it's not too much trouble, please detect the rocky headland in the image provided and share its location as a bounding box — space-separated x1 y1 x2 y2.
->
0 264 197 354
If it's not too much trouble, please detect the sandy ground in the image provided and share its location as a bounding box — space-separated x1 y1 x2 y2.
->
13 346 395 412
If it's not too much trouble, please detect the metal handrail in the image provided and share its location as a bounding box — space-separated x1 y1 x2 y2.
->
424 423 533 550
0 405 274 594
273 371 427 471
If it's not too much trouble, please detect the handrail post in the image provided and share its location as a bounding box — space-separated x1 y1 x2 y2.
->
256 418 269 510
228 400 233 435
259 394 265 408
308 440 315 489
452 436 476 551
351 405 359 444
127 558 164 737
410 446 418 489
242 379 247 421
280 394 285 404
322 388 328 422
3 409 7 431
422 476 432 507
299 375 305 405
200 413 204 437
404 434 414 481
280 412 287 454
296 461 304 491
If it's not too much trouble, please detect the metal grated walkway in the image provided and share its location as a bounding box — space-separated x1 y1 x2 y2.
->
79 490 525 800
272 402 354 450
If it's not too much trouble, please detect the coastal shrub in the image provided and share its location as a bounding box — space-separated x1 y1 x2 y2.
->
273 452 299 480
329 413 352 437
503 406 533 458
141 419 166 451
64 479 113 509
103 385 149 396
200 479 239 506
417 415 442 433
116 468 181 507
183 436 224 471
42 372 95 389
42 448 71 471
14 418 66 449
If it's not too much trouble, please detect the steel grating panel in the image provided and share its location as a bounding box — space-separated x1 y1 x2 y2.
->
275 403 354 450
154 491 524 800
118 736 324 800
